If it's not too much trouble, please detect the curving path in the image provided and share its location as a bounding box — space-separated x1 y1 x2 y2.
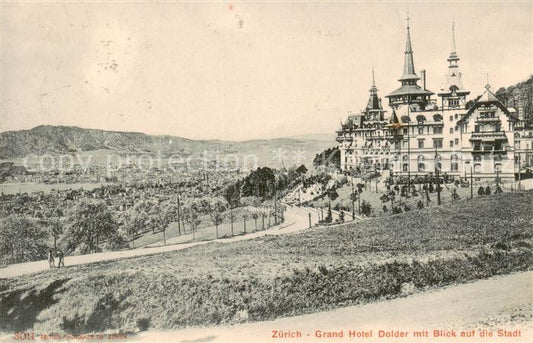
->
0 205 324 279
134 271 532 343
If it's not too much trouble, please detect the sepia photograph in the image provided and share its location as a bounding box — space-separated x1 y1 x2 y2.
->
0 1 532 342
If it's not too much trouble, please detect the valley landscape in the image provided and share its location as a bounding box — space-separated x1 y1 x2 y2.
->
2 1 533 342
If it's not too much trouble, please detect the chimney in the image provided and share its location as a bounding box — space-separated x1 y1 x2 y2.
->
421 69 427 90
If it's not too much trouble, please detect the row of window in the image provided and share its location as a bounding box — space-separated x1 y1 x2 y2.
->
404 126 460 135
417 138 459 148
402 162 502 173
474 123 501 132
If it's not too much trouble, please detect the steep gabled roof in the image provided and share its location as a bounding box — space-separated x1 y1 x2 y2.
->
457 84 519 124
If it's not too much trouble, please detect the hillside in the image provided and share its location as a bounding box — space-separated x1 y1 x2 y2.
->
0 125 207 158
1 192 531 334
0 126 335 167
495 75 533 124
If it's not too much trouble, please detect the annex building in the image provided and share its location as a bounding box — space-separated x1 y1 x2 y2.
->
336 20 533 181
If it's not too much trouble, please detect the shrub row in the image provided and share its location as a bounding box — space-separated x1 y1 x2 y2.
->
18 246 532 334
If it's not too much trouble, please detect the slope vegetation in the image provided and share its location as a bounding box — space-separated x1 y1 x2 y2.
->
1 192 532 334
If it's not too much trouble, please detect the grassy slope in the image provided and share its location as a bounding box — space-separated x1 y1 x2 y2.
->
306 177 517 217
1 192 532 334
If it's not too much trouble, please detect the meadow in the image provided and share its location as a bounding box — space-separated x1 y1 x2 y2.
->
1 192 532 334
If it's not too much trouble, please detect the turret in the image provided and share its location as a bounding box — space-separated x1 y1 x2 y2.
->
438 22 470 108
386 14 434 110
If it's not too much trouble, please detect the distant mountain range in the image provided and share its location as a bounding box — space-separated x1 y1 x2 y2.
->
0 125 335 167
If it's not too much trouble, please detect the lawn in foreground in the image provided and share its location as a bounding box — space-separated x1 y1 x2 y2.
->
1 192 532 334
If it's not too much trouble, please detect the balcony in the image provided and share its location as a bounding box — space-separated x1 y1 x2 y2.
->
469 131 508 141
336 136 354 143
471 147 506 154
475 116 501 123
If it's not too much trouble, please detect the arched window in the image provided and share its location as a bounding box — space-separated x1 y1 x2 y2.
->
451 162 459 171
433 114 443 122
474 164 481 173
403 163 409 172
494 163 502 172
418 163 425 172
451 154 458 161
418 154 425 162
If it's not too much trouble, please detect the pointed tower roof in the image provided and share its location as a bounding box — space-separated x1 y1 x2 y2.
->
398 14 419 82
369 68 377 92
366 68 383 111
439 22 469 97
447 22 459 63
386 14 433 107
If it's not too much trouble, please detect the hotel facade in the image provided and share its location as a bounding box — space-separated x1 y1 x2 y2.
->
336 21 533 181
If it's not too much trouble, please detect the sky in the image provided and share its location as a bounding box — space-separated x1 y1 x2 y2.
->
1 1 532 141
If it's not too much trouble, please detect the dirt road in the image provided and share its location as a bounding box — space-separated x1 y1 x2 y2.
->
0 205 321 279
134 271 532 343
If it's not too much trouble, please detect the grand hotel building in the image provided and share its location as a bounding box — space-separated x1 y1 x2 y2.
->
336 21 533 181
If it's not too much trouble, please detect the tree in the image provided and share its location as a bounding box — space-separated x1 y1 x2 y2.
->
295 164 308 175
0 215 48 265
64 200 122 254
210 201 226 239
451 189 460 203
360 200 373 217
327 188 339 201
485 185 491 195
417 200 424 209
210 212 223 239
338 210 345 222
323 202 333 223
241 167 276 199
227 210 237 236
187 208 201 241
252 212 259 231
313 147 340 169
243 214 248 234
478 186 485 196
120 207 148 249
224 182 241 208
47 218 63 253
